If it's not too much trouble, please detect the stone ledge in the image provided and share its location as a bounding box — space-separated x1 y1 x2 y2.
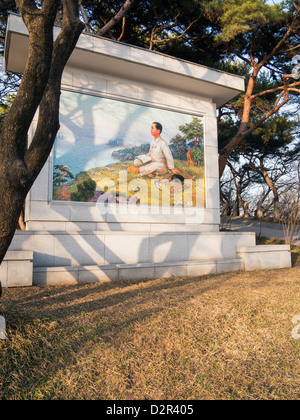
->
1 251 33 288
237 245 290 253
237 245 291 271
10 230 256 268
4 250 33 260
33 258 245 286
15 230 255 237
25 221 220 233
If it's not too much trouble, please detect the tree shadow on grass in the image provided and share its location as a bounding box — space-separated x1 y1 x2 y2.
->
0 272 234 348
0 273 235 398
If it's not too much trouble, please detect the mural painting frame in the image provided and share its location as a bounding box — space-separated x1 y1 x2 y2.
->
51 89 207 213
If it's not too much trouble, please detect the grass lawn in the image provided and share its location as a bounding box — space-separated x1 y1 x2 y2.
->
1 264 300 400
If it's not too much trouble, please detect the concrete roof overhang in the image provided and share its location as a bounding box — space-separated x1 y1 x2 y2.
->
4 14 245 108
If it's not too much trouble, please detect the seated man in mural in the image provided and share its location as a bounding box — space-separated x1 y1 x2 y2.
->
128 122 180 177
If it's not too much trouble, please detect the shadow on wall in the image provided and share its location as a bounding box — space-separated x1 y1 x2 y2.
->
8 73 226 284
9 204 237 286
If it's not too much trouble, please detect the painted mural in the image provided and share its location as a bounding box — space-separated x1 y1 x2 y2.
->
52 90 205 207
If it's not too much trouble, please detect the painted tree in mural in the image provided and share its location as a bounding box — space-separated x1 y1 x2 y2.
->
53 165 74 186
71 178 96 202
170 118 204 165
180 118 204 167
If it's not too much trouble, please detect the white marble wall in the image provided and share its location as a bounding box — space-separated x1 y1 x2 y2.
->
25 65 221 231
9 230 256 268
4 14 292 288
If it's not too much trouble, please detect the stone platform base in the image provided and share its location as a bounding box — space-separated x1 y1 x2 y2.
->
2 230 292 288
33 258 244 286
237 245 292 271
0 251 33 287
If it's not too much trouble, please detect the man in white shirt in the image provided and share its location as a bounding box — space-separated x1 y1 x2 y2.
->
128 122 180 177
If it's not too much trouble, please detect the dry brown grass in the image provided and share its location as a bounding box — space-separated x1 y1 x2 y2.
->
0 267 300 400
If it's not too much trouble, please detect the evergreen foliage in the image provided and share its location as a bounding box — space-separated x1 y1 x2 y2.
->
53 164 74 186
70 178 96 202
0 0 299 234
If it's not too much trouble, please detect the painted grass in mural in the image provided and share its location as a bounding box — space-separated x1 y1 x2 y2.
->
53 90 205 207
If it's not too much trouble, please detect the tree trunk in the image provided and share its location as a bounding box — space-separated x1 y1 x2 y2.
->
256 201 264 219
259 159 279 222
0 0 84 268
0 0 141 279
0 182 27 263
220 193 231 216
256 188 271 219
242 202 250 218
219 65 259 178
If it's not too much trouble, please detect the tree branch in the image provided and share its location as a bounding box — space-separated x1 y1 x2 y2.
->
151 16 201 46
97 0 134 37
79 0 90 33
25 0 84 180
14 0 37 15
258 3 300 70
251 78 300 100
1 0 59 163
118 16 126 41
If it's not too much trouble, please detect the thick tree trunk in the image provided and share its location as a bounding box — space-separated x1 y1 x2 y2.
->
0 182 27 263
219 67 258 178
0 0 84 269
0 1 138 279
